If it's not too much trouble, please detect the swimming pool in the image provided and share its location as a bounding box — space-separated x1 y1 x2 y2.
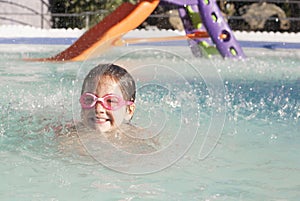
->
0 42 299 200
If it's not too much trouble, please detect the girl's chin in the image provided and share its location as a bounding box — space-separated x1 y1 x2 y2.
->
83 117 113 132
95 121 113 133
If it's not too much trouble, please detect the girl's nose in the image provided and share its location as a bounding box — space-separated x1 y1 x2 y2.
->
95 102 105 113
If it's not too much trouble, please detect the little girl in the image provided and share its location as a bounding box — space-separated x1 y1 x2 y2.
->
57 64 158 154
80 63 136 133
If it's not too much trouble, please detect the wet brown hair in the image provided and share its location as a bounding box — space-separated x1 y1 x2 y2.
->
81 64 136 102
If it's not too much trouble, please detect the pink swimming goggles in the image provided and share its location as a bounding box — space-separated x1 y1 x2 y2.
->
80 92 134 111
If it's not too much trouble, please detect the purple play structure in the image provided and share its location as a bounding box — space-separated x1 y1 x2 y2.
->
28 0 245 62
161 0 246 58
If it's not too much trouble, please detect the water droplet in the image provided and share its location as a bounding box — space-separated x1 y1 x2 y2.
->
270 134 278 140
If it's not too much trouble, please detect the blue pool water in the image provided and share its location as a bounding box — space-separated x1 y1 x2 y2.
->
0 44 299 200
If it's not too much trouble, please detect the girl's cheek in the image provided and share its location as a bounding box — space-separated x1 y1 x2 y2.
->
82 109 92 118
82 110 95 125
111 111 124 126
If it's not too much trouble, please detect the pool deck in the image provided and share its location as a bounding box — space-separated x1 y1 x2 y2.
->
0 25 299 49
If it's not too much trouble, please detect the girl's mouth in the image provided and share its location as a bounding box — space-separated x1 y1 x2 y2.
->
95 117 111 124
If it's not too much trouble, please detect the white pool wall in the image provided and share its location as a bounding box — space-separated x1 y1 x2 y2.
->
0 25 299 43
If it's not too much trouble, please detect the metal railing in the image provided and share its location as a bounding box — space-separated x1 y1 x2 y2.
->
0 0 50 28
0 0 299 32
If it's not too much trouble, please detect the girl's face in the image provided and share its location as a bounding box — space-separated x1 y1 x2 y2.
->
81 76 135 133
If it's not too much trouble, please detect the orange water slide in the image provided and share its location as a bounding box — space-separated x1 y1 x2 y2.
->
33 0 160 62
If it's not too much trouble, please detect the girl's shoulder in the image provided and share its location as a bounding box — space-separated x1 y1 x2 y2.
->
107 123 160 153
54 122 160 154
